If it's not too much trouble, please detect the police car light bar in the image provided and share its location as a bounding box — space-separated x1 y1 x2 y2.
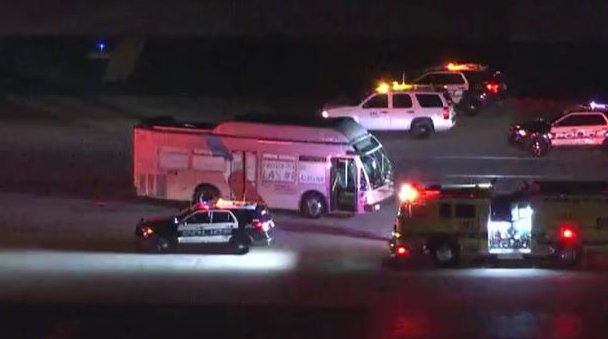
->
445 62 488 72
376 81 414 94
590 101 607 110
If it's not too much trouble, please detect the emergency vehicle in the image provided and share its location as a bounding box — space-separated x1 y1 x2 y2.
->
414 62 506 115
133 115 393 218
509 102 608 157
321 83 456 138
389 180 608 267
135 199 275 254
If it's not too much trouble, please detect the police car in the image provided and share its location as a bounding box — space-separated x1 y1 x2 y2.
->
322 82 456 138
414 62 506 115
509 102 608 157
134 199 275 254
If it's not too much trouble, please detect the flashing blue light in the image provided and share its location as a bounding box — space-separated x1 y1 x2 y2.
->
590 101 607 110
96 40 106 52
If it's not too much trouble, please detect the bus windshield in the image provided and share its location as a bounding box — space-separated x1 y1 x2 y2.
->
353 136 392 189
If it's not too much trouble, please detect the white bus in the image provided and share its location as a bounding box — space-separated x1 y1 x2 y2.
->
133 116 394 218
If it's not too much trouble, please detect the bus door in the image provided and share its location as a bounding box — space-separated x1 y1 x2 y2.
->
229 151 258 200
330 157 358 212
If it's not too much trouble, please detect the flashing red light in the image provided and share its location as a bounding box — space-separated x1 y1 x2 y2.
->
485 82 500 94
559 225 577 241
442 107 450 120
141 226 154 238
399 183 420 202
253 219 263 231
396 244 409 257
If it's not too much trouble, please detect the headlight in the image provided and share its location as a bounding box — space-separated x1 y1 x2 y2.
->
321 110 329 118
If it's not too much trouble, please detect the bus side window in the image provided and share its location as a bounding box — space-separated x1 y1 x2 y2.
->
455 204 476 219
439 203 451 219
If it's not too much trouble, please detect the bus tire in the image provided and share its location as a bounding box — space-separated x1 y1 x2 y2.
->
428 238 460 267
410 119 434 139
300 192 326 219
193 184 220 203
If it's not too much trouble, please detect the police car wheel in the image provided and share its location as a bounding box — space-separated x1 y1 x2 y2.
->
526 137 549 157
602 138 608 151
229 237 250 255
151 236 175 254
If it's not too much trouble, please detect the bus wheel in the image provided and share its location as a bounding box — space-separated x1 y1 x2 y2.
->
429 240 460 267
193 184 220 203
301 193 325 219
555 244 582 267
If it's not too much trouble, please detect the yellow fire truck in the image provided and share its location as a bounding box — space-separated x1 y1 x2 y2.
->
389 181 608 266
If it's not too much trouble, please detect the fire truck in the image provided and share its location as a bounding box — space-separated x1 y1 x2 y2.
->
389 180 608 267
133 115 393 218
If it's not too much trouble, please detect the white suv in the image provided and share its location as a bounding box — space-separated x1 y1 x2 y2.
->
322 90 456 138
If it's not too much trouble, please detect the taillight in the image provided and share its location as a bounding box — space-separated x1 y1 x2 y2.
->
253 219 263 231
141 226 154 238
485 82 500 94
395 244 409 257
559 225 577 242
442 107 450 120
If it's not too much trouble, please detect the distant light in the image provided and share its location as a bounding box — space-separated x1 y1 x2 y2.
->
96 40 107 52
321 110 329 118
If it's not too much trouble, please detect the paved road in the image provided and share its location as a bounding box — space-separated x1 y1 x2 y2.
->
2 97 608 337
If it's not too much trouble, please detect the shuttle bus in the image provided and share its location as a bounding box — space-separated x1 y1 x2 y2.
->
133 116 394 218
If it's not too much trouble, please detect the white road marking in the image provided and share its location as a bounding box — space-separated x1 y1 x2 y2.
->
445 174 573 179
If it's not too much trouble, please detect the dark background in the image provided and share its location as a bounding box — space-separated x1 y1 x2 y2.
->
1 1 608 103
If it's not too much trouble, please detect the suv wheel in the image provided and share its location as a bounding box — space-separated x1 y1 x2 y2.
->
410 120 433 139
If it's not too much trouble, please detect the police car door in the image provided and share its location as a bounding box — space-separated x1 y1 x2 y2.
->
436 72 468 104
177 210 212 244
551 113 592 146
389 92 415 130
358 93 390 130
209 211 238 243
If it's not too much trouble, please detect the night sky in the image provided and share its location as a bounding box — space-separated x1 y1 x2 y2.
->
0 0 607 42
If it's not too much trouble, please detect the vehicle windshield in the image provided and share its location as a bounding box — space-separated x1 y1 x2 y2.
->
353 136 392 189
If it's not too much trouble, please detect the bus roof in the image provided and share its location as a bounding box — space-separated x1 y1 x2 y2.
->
213 115 369 144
